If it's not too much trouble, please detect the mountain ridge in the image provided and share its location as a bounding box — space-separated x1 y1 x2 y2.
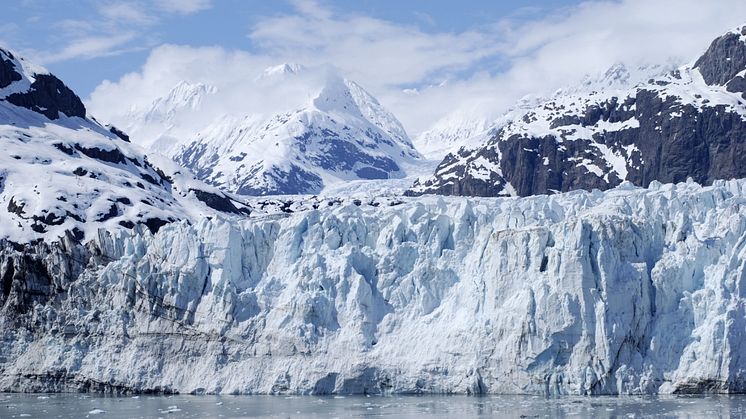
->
119 66 420 196
0 47 248 244
409 25 746 197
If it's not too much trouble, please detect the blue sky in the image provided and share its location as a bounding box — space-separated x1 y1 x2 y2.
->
5 0 746 133
6 0 579 96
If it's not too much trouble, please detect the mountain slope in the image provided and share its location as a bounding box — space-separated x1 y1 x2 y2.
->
414 109 492 160
0 47 247 244
121 81 217 151
121 67 420 196
409 26 746 197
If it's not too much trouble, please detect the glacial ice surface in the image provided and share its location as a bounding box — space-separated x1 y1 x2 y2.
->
4 178 746 395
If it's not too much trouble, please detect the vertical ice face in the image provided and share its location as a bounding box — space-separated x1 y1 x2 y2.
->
4 179 746 395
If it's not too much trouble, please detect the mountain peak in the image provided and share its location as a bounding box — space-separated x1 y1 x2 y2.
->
694 24 746 86
119 66 418 196
0 47 49 89
410 26 746 198
165 81 217 104
0 45 248 243
257 63 305 80
0 47 84 120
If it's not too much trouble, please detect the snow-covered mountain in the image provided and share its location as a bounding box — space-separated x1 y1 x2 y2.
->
0 47 247 244
414 109 491 160
410 26 746 197
413 63 672 162
119 66 420 196
122 81 217 150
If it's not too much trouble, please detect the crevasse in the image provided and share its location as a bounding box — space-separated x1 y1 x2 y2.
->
3 178 746 395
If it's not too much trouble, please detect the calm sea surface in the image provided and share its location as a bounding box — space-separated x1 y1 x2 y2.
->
2 393 746 418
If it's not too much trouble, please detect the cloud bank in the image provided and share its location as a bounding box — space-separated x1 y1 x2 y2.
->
88 0 746 137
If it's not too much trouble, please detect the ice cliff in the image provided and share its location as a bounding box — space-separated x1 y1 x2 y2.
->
3 178 746 395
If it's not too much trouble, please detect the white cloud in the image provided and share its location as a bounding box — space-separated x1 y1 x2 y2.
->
248 0 746 134
249 1 500 88
87 44 348 148
88 44 276 121
34 33 139 63
23 0 212 64
154 0 212 15
97 2 155 25
88 0 746 138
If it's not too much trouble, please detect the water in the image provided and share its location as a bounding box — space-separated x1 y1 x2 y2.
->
2 393 746 418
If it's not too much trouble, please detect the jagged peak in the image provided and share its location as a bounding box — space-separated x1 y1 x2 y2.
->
167 80 217 99
0 45 85 120
0 46 49 81
129 80 216 121
569 62 672 96
160 81 217 110
308 74 414 151
694 24 746 86
256 63 306 80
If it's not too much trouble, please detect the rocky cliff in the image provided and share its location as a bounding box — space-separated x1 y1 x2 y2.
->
410 26 746 197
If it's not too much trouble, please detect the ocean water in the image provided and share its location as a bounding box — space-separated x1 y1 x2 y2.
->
2 393 745 418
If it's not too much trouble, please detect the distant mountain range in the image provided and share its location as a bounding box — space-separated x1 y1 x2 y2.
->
119 65 420 196
2 24 746 214
409 26 746 197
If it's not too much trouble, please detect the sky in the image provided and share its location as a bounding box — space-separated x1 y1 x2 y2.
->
4 0 746 135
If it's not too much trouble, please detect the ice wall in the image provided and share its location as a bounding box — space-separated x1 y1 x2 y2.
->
3 179 746 395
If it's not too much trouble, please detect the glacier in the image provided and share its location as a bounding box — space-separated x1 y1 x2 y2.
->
3 178 746 395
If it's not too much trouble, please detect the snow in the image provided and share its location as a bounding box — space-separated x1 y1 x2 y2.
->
468 156 500 181
115 66 420 196
7 176 746 395
0 57 248 244
121 81 218 150
414 110 492 160
651 67 746 121
258 63 305 80
591 143 629 182
0 48 48 98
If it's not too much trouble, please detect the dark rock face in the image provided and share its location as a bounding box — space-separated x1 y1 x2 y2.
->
190 189 247 215
108 126 130 142
305 136 399 175
144 218 170 234
1 47 86 120
0 56 22 89
6 74 87 120
411 28 746 198
694 32 746 86
355 166 389 180
406 147 508 197
497 133 619 196
74 144 127 165
414 89 746 197
0 235 87 316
